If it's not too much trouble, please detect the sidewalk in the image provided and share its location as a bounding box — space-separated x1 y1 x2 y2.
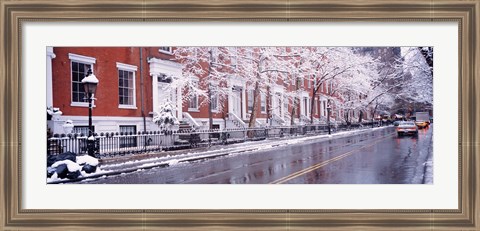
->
49 126 393 184
422 133 434 184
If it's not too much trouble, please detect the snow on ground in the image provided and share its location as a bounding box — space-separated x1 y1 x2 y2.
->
47 173 59 182
47 166 107 184
423 160 433 184
47 154 105 183
76 155 99 166
51 160 82 172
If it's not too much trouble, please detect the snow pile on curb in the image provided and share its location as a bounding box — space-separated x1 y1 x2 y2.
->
47 152 102 183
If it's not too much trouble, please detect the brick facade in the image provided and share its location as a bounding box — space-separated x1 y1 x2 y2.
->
47 47 333 134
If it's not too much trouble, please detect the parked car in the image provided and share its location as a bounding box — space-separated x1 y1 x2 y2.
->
393 121 400 126
396 121 418 136
415 120 429 129
415 111 430 128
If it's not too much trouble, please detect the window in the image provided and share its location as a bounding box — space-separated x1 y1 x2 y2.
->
188 80 199 111
72 125 95 153
159 47 172 54
117 63 137 109
260 93 266 113
326 81 331 94
210 84 219 111
284 96 288 115
71 61 91 103
247 89 254 112
118 70 134 106
72 126 94 135
119 125 137 148
157 73 171 83
228 47 237 67
69 53 96 106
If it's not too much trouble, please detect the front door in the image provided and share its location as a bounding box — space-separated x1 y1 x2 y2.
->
158 82 177 117
232 88 242 117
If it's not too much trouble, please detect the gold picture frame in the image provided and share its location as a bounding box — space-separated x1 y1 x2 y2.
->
1 0 479 230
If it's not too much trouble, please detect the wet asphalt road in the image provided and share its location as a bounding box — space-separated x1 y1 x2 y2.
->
84 126 433 184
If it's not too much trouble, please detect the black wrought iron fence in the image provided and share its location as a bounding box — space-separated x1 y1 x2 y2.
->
47 122 387 159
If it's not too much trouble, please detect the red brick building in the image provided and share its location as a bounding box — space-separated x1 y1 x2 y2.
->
47 47 335 135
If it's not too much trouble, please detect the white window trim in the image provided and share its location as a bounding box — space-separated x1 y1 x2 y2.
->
117 62 137 109
116 62 138 72
69 53 96 64
159 47 173 55
71 94 97 107
71 102 96 108
69 53 96 107
119 105 138 110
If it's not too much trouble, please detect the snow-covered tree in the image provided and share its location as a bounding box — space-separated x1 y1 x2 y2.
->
174 47 237 129
359 47 432 118
153 101 180 130
400 47 433 106
235 47 292 128
302 47 378 123
171 46 432 128
418 46 433 73
336 60 380 123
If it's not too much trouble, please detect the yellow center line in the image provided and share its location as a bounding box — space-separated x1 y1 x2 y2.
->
270 133 395 184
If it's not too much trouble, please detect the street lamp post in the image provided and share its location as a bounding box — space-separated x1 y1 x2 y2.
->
326 101 331 135
81 69 99 157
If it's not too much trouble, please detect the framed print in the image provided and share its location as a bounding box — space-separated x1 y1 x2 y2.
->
1 0 479 230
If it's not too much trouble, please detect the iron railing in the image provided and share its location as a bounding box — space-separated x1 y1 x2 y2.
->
47 122 387 159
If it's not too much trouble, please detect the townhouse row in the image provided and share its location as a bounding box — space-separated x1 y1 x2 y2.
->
47 47 347 135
